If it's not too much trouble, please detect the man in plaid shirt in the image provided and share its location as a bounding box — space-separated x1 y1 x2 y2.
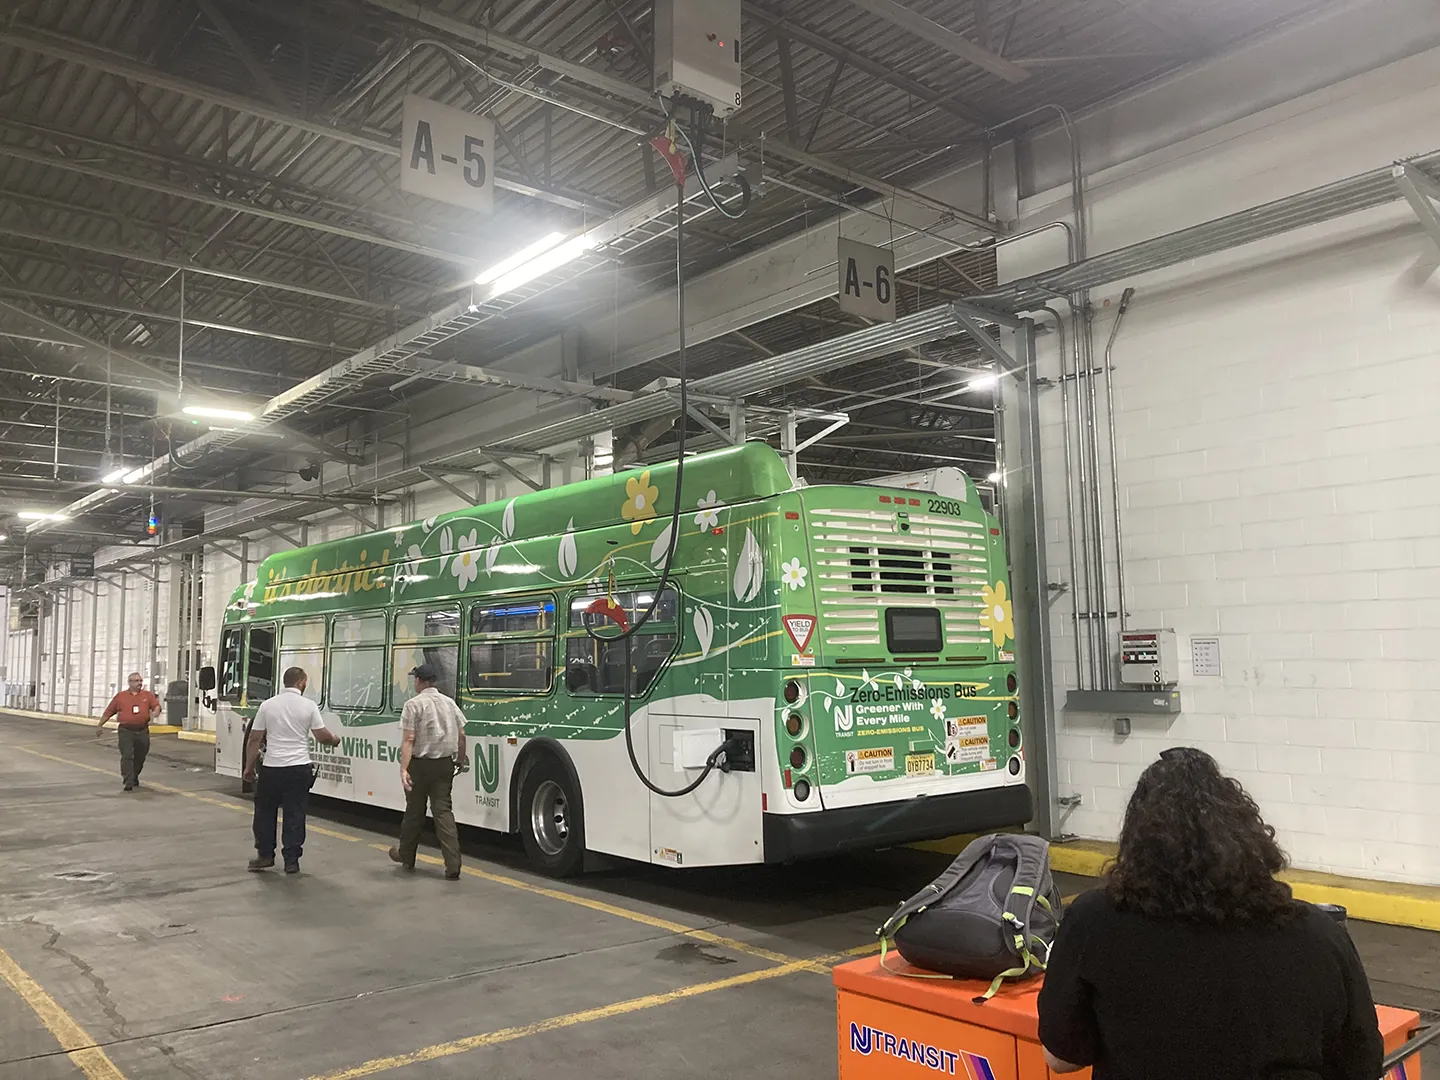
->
387 664 467 879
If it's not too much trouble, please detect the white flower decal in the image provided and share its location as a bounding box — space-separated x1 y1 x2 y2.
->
502 498 517 539
650 521 675 566
693 606 714 659
397 543 424 590
780 557 808 591
558 519 577 577
694 490 723 530
733 528 763 603
438 526 454 577
929 700 946 723
451 529 481 590
484 539 501 576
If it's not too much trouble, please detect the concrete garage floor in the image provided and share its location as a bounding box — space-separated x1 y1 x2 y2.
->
2 713 1438 1080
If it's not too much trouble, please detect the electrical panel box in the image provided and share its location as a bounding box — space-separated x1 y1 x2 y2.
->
1119 629 1179 688
654 0 743 116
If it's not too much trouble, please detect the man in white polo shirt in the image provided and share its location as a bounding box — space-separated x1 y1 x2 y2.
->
243 666 340 874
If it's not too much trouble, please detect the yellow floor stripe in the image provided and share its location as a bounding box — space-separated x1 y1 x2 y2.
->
0 944 127 1080
307 945 867 1080
395 847 801 967
13 743 801 966
13 745 363 842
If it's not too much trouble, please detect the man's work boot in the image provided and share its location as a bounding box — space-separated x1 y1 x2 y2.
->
247 856 274 872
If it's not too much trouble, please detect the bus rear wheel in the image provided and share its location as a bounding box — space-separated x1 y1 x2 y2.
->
519 756 584 877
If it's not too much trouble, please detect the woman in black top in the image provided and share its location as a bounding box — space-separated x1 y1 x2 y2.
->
1037 747 1383 1080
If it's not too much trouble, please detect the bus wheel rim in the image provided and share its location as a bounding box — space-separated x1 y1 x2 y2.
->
530 779 569 857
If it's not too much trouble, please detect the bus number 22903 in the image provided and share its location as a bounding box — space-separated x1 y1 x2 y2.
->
927 497 966 516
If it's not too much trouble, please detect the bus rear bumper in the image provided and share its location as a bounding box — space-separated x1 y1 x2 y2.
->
761 784 1034 863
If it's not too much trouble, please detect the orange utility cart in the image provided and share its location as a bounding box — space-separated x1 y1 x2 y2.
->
834 954 1422 1080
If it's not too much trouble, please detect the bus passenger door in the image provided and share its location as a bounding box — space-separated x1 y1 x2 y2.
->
213 625 246 778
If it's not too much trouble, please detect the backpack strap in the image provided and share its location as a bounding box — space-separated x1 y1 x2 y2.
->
876 835 999 940
967 836 1055 1004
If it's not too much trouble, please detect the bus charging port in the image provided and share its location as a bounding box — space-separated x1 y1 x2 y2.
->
722 729 755 772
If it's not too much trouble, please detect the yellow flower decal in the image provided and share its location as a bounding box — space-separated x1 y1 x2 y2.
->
622 470 659 534
979 581 1015 648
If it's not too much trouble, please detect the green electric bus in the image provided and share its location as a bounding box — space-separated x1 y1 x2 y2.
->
205 442 1031 875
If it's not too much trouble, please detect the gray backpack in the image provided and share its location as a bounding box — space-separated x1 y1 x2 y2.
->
877 834 1062 1001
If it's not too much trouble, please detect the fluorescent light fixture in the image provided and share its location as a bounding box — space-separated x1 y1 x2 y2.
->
102 467 128 484
122 469 146 483
18 511 67 521
969 372 1000 390
987 471 1001 483
479 232 599 295
0 534 7 542
182 405 255 422
474 231 567 286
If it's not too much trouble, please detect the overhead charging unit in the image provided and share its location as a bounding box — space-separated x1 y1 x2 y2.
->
653 0 743 116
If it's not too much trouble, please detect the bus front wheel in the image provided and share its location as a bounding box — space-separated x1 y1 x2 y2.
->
519 756 585 877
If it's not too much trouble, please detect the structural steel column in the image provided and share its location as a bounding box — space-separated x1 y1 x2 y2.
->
998 320 1060 839
60 585 73 713
86 581 98 715
116 571 127 691
47 591 59 711
148 556 161 691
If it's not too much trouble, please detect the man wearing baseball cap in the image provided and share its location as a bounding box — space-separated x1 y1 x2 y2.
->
388 663 467 878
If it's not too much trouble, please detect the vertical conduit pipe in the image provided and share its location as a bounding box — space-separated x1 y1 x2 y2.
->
1035 306 1082 685
1081 304 1109 688
1103 289 1136 635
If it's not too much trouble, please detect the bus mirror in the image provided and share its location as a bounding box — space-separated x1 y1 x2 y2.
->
198 665 216 692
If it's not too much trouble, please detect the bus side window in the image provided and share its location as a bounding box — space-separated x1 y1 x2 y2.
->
466 596 555 695
246 625 277 703
218 627 244 703
563 588 679 697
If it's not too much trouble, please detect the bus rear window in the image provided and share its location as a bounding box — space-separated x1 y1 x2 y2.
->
885 608 943 654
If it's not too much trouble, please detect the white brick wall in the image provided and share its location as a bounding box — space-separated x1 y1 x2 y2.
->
1005 39 1440 883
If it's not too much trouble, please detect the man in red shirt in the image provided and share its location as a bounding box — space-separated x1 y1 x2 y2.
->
97 672 162 791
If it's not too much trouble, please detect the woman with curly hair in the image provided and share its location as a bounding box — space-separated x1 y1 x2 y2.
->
1038 747 1382 1079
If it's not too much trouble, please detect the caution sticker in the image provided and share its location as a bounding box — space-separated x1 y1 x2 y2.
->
845 747 894 775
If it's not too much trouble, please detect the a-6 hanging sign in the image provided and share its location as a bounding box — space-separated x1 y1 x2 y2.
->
400 95 495 214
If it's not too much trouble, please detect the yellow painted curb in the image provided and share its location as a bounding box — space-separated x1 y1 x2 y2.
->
1044 840 1440 933
0 708 95 727
177 730 216 744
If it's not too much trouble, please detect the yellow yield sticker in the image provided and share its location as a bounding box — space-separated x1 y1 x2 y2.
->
845 747 894 775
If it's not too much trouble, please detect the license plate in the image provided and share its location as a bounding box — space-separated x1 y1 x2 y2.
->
905 753 935 776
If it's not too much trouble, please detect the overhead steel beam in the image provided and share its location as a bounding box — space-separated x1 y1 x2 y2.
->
193 0 292 111
745 5 992 127
0 223 409 312
0 283 341 349
361 0 999 232
1393 162 1440 254
0 25 599 212
419 468 482 506
476 449 543 491
841 0 1030 82
0 299 171 384
0 142 479 269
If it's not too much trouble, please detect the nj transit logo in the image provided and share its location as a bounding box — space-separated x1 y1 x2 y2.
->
848 1023 995 1079
473 743 500 794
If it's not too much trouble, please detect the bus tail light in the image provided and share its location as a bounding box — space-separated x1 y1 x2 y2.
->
785 712 804 737
783 768 792 789
1007 757 1021 775
789 746 807 769
1008 728 1021 748
794 779 811 802
1008 701 1019 721
783 680 802 704
1007 672 1018 693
